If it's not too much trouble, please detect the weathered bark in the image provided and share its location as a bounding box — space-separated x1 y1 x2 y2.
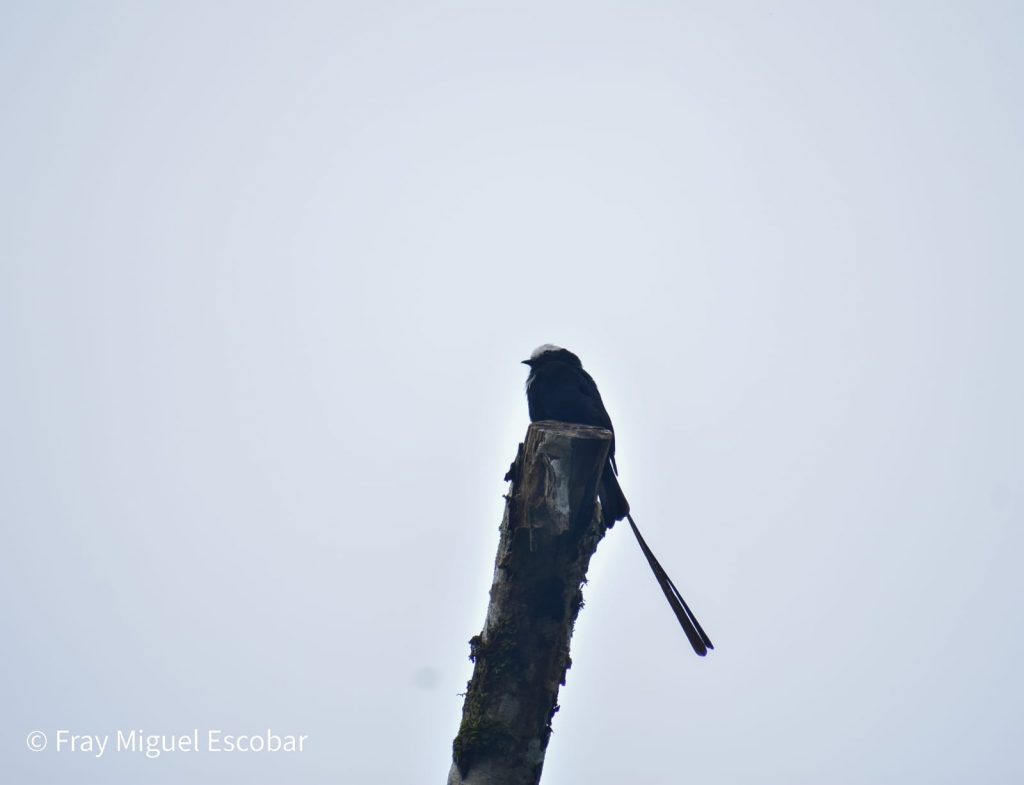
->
448 421 614 785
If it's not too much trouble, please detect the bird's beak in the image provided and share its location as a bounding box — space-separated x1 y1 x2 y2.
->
521 359 532 366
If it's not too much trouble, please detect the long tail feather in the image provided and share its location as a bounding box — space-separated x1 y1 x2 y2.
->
627 514 714 657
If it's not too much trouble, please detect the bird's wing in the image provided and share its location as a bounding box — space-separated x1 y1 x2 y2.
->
575 369 618 469
574 371 614 430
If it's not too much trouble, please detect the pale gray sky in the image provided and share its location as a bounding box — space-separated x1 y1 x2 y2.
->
2 3 1022 784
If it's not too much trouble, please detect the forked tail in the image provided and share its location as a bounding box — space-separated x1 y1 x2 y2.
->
627 514 714 657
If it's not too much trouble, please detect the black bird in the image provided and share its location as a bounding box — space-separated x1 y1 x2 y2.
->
522 344 714 657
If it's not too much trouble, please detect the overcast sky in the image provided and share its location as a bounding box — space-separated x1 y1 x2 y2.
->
2 3 1022 784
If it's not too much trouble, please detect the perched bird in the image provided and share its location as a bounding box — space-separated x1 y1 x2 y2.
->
523 344 714 657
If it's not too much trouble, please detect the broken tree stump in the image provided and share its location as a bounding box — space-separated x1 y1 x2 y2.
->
448 421 614 785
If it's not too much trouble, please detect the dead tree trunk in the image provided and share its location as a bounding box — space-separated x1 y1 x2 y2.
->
448 421 614 785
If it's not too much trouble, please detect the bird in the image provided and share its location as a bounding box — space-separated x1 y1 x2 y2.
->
522 344 714 657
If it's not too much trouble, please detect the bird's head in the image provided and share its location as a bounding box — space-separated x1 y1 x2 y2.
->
522 344 583 368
